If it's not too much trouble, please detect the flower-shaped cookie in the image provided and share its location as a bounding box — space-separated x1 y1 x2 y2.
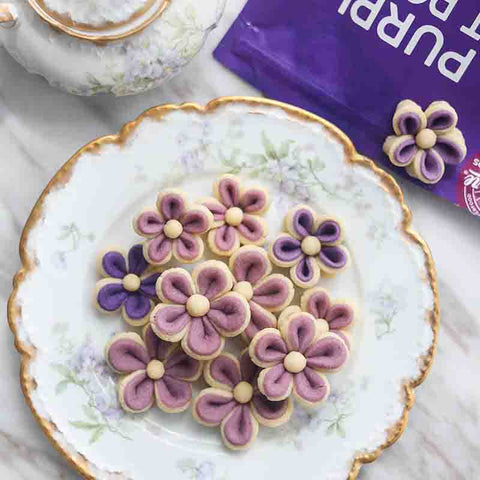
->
193 350 293 450
269 205 349 288
229 246 294 342
383 100 467 184
94 244 161 326
151 260 250 360
249 312 349 407
201 175 269 256
133 189 213 265
105 325 202 414
279 288 355 349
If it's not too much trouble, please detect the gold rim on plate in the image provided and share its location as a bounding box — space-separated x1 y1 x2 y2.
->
7 97 439 480
28 0 171 43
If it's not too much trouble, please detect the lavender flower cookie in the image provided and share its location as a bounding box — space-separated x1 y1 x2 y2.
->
201 175 269 256
249 313 349 407
229 246 294 342
193 350 293 450
105 325 202 414
133 189 213 265
383 100 467 184
150 260 250 360
279 288 355 349
269 205 350 288
94 244 161 327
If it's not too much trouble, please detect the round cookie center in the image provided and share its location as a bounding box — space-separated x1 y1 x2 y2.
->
225 207 244 227
233 381 254 404
122 273 141 292
163 219 183 239
146 360 165 380
415 129 437 150
233 281 253 301
284 351 307 374
301 236 321 256
186 294 210 317
316 318 330 335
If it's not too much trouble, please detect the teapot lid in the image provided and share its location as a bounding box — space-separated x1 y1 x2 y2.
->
28 0 170 42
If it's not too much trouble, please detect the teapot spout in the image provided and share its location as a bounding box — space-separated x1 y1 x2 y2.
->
0 4 17 28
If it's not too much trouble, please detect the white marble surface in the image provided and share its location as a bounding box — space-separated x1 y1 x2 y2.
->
0 1 479 479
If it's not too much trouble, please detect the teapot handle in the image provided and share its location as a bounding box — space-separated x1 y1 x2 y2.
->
0 3 16 28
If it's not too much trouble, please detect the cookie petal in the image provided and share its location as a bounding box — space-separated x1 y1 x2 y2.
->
139 272 161 298
383 135 417 167
433 128 467 165
318 245 349 273
208 293 250 337
173 232 204 263
315 219 343 245
145 235 173 265
156 268 194 304
249 328 287 368
410 148 445 184
155 376 192 413
252 274 294 312
285 205 315 239
243 301 277 342
105 332 149 374
182 317 224 360
119 371 154 413
326 303 355 330
193 261 233 300
258 364 293 401
221 404 258 450
127 244 149 276
214 175 241 208
201 197 227 227
229 246 271 284
150 304 190 342
280 312 317 353
143 324 176 361
181 205 213 234
96 280 128 313
291 256 320 288
270 234 302 267
123 293 152 325
301 287 331 319
425 100 458 134
304 333 349 372
240 187 269 214
293 368 329 407
251 392 293 427
157 190 187 220
237 215 267 246
204 353 242 390
392 99 426 136
99 250 127 278
165 348 202 381
193 388 236 426
208 225 240 256
133 210 164 237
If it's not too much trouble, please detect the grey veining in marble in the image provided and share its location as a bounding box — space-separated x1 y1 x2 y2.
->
1 1 479 479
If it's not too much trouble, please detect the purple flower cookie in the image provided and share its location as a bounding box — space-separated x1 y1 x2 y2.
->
269 205 349 288
229 245 294 342
94 244 161 326
105 325 202 414
150 260 250 360
383 100 467 184
133 189 213 265
249 312 349 407
201 175 269 256
193 350 293 450
279 287 355 350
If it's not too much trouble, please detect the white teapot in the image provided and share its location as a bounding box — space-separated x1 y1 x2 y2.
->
0 0 224 95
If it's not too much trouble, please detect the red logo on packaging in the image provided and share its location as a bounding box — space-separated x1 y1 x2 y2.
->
457 153 480 217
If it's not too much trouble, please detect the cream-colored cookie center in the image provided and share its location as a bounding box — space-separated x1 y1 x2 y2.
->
225 207 244 226
186 294 210 317
301 236 321 256
163 219 183 239
284 351 307 374
233 381 254 404
316 319 330 335
415 129 437 150
122 274 141 292
146 360 165 380
233 281 253 301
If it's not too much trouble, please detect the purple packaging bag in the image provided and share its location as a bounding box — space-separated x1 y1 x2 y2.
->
214 0 480 217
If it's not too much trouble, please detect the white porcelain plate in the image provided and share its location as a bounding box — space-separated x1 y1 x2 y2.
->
8 98 438 480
